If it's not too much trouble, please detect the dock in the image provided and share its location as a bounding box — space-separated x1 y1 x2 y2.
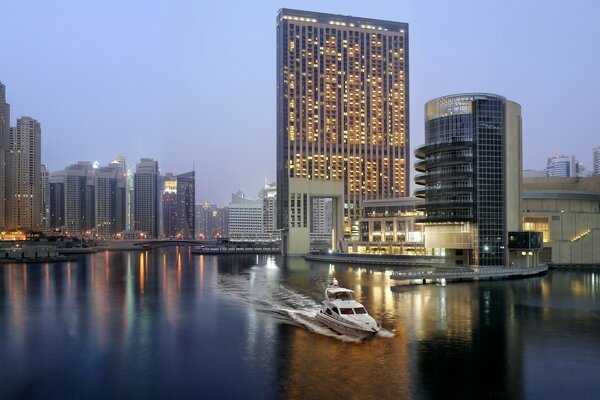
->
304 252 444 266
390 265 548 284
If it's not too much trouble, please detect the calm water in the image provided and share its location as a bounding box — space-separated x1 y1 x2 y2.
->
1 247 600 399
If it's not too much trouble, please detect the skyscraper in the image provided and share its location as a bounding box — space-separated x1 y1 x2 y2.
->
176 171 195 239
276 9 409 249
0 82 9 229
49 171 65 231
134 158 160 238
41 164 50 229
96 164 127 238
593 147 600 176
546 155 575 177
64 162 96 236
111 155 133 229
6 116 41 230
415 93 522 267
162 173 178 238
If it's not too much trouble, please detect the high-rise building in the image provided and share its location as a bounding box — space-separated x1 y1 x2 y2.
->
6 117 42 230
259 180 277 240
176 171 195 239
546 155 575 177
311 197 333 243
134 158 160 238
228 191 264 242
195 202 228 239
593 147 600 176
276 9 410 248
0 82 9 229
415 93 523 267
111 155 133 229
64 162 96 236
196 202 217 239
49 171 65 230
96 164 127 238
161 174 177 238
41 164 50 229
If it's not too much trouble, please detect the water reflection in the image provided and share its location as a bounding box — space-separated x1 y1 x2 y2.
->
1 251 600 399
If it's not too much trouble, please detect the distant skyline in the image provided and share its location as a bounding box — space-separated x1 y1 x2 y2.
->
1 0 599 206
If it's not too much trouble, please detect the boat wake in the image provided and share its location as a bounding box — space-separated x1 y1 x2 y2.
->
218 269 394 342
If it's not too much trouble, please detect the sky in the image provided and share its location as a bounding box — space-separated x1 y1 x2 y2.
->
1 0 599 206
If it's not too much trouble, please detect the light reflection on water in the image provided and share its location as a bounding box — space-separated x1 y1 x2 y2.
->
1 248 600 399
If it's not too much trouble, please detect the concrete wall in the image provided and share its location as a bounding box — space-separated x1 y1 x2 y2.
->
505 101 523 232
283 178 344 256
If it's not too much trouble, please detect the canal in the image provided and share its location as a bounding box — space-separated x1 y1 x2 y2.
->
1 247 599 399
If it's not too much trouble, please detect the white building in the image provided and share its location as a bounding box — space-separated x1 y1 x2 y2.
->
228 184 280 242
546 154 588 177
594 147 600 176
310 198 333 244
228 191 263 242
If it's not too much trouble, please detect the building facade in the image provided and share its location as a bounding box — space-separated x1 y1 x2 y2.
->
6 117 42 230
134 158 160 238
593 147 600 176
276 9 410 244
415 93 523 266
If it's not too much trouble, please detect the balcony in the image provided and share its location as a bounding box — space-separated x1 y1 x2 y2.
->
414 140 472 159
414 170 473 185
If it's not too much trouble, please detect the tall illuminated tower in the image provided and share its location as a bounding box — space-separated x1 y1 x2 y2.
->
6 116 42 230
276 9 409 243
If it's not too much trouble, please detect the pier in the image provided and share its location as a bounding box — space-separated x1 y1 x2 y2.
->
304 252 444 266
390 265 548 284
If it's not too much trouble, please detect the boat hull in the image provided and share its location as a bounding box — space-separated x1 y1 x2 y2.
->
315 311 379 340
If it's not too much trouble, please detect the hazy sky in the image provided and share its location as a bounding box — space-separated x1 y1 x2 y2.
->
1 0 599 206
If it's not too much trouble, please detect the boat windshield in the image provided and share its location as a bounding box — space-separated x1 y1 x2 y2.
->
340 308 354 315
354 307 367 314
330 291 353 301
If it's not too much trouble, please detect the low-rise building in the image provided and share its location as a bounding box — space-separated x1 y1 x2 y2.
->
346 197 426 255
523 176 600 265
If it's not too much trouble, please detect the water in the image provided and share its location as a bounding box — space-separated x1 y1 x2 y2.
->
1 247 600 399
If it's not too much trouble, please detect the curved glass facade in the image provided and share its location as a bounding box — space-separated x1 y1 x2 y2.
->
415 93 517 266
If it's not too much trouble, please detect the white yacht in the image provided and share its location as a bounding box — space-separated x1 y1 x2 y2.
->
315 279 380 339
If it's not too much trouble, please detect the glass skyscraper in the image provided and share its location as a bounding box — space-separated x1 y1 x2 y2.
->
276 9 409 239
